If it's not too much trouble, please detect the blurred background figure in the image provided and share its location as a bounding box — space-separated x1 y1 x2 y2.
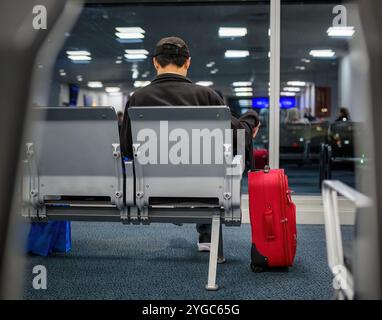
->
336 107 351 122
303 107 317 123
285 107 309 124
259 108 269 129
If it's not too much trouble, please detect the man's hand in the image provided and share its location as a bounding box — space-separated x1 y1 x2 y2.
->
252 122 261 139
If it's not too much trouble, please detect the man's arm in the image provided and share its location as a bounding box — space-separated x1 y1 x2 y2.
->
208 89 260 156
231 110 260 156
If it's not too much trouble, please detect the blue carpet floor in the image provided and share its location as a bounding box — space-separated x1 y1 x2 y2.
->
23 222 353 300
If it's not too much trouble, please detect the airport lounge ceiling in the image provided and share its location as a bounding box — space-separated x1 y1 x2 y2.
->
53 1 350 97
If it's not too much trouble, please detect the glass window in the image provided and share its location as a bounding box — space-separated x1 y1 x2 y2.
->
280 1 360 194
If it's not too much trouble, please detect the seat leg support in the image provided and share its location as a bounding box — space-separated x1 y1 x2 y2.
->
206 215 221 291
218 223 226 264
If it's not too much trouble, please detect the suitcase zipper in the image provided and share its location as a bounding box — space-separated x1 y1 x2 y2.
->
279 172 290 266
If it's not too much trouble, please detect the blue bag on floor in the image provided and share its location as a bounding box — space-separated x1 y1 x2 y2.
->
27 221 71 256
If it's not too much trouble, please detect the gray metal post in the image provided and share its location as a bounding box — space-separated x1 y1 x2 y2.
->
269 0 281 169
206 214 221 291
218 223 226 264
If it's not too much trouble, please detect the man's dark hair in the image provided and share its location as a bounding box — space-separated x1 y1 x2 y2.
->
153 37 190 68
155 54 188 68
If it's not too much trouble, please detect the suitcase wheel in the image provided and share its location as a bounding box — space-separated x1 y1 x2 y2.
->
250 244 269 273
250 263 266 273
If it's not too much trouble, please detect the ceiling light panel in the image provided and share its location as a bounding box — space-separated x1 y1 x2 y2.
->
87 81 103 88
327 26 355 38
234 87 253 92
235 92 253 97
66 50 92 63
309 49 335 58
232 81 252 87
116 27 145 34
287 81 307 87
225 50 250 58
115 27 145 41
195 81 214 87
281 92 297 97
219 27 247 38
116 32 145 40
125 49 149 55
124 54 148 60
283 87 301 92
66 50 90 56
105 87 120 93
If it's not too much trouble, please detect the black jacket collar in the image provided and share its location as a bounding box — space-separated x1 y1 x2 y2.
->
152 73 193 84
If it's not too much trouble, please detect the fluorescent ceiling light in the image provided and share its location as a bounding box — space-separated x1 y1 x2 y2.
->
87 81 103 88
105 87 120 93
234 87 253 92
232 81 252 87
287 81 306 87
225 50 250 58
115 27 145 41
124 53 148 60
235 92 253 97
327 26 355 38
310 49 335 58
206 61 215 68
301 58 311 63
134 81 151 88
219 27 247 38
125 49 149 55
115 27 145 34
115 60 122 64
196 81 214 87
283 87 301 92
66 50 90 56
108 92 122 96
116 32 145 40
281 92 297 97
210 68 219 74
68 55 92 61
239 99 252 107
296 66 306 71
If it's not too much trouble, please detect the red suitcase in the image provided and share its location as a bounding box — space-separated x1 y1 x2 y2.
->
248 168 297 272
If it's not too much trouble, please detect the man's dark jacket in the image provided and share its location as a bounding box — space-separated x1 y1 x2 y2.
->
120 73 259 159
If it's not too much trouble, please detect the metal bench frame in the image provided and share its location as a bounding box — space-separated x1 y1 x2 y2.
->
22 106 244 291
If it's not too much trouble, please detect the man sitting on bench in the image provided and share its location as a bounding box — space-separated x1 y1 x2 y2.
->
120 36 260 252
